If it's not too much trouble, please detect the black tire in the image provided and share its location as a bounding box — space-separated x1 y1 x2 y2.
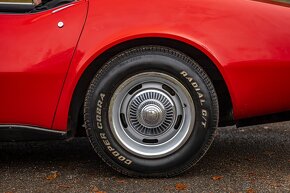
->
84 46 219 177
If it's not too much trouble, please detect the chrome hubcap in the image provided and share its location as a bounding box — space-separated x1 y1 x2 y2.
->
140 103 164 127
109 72 195 158
129 90 175 136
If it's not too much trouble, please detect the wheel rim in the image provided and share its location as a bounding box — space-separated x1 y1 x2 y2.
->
109 72 195 158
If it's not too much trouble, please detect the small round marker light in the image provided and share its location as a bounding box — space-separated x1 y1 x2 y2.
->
58 21 64 28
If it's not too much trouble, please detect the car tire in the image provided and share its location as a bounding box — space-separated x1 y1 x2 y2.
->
84 45 219 177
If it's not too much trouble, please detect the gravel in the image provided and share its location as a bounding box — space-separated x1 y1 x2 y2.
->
0 122 289 193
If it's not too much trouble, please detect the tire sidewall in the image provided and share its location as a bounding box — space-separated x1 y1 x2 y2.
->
85 47 218 176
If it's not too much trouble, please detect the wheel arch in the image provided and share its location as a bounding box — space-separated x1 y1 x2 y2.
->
68 37 234 137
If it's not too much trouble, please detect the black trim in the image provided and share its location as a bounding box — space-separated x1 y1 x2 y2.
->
252 0 290 8
0 3 34 13
237 110 290 127
31 0 74 13
0 125 67 142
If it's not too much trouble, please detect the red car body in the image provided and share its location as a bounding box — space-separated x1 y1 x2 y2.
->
0 0 290 132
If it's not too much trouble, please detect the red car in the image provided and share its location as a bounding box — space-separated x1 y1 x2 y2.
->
0 0 289 177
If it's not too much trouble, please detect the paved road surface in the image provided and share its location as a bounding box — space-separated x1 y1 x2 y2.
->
0 122 289 193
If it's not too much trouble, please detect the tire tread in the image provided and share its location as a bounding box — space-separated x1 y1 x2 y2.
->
84 46 219 177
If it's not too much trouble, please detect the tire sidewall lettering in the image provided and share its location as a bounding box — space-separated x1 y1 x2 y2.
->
85 46 218 176
180 70 209 129
96 93 133 165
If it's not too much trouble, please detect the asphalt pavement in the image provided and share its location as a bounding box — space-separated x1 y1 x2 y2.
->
0 122 289 193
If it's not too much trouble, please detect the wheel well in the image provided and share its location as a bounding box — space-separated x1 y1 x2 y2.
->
68 38 234 137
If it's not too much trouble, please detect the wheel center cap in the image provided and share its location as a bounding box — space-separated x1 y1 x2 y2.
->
128 90 175 135
141 105 163 127
137 101 166 128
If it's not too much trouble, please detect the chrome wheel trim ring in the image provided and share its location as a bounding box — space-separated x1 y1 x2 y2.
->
109 72 195 158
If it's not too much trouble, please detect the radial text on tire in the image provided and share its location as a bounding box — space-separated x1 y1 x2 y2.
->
84 46 219 177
